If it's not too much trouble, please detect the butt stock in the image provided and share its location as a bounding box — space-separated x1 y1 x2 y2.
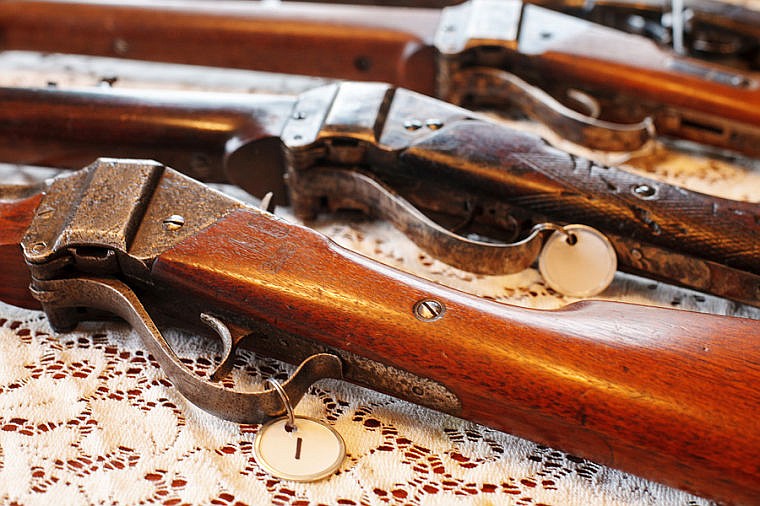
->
0 0 439 93
147 204 760 505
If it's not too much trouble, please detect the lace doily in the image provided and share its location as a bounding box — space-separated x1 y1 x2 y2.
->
1 49 759 506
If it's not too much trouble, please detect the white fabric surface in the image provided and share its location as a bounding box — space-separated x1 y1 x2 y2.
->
0 48 759 506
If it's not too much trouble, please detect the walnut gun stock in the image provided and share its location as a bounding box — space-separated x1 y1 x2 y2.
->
0 82 758 306
1 0 759 155
0 159 758 504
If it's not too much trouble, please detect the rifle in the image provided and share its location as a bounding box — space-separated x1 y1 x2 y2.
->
0 82 758 306
534 0 760 70
1 157 758 504
1 0 759 156
279 0 760 70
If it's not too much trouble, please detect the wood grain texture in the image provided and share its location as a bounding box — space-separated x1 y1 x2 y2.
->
0 0 439 94
513 5 760 146
0 192 41 309
396 121 760 273
2 0 758 156
0 87 295 197
150 208 760 505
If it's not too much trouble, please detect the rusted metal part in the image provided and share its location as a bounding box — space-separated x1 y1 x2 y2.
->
226 316 464 415
532 0 760 70
279 82 760 306
446 67 655 152
432 0 653 152
290 167 544 274
433 0 760 156
2 81 759 304
30 275 344 424
18 158 463 420
610 234 760 307
21 158 248 280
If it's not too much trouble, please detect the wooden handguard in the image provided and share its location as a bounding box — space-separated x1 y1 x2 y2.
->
148 206 759 504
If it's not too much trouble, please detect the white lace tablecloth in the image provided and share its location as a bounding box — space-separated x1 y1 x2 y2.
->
1 50 759 506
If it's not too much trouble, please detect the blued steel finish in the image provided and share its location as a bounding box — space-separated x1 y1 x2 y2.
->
18 159 462 421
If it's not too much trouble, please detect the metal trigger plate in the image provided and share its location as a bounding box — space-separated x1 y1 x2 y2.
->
254 415 346 482
538 224 617 297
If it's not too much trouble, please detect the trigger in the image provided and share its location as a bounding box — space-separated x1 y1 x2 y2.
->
200 313 251 381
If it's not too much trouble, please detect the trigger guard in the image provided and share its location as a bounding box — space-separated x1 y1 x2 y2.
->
291 168 544 275
30 276 343 424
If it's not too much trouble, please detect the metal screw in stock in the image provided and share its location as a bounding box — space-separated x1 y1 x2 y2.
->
414 299 445 322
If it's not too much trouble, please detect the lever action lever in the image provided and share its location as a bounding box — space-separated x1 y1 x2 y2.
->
31 276 344 424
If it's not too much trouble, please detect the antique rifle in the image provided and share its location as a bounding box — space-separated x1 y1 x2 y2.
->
1 82 759 306
281 0 760 70
1 0 760 156
0 158 758 504
534 0 760 70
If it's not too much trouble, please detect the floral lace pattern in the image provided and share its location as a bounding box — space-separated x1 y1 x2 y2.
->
0 304 723 506
1 45 759 504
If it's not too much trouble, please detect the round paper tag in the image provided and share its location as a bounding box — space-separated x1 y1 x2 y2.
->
538 224 617 297
254 415 345 482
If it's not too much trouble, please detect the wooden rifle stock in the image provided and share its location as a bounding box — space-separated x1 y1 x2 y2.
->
149 204 760 505
1 160 757 504
1 0 759 155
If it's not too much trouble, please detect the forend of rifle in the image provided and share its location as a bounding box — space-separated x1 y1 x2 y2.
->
8 158 759 504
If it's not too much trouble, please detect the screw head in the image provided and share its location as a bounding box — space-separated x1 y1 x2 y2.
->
162 214 185 231
632 184 657 199
425 118 444 130
30 241 47 254
403 119 423 131
413 299 445 322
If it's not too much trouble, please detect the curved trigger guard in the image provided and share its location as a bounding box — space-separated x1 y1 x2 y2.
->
294 168 545 275
456 67 655 153
30 276 343 424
